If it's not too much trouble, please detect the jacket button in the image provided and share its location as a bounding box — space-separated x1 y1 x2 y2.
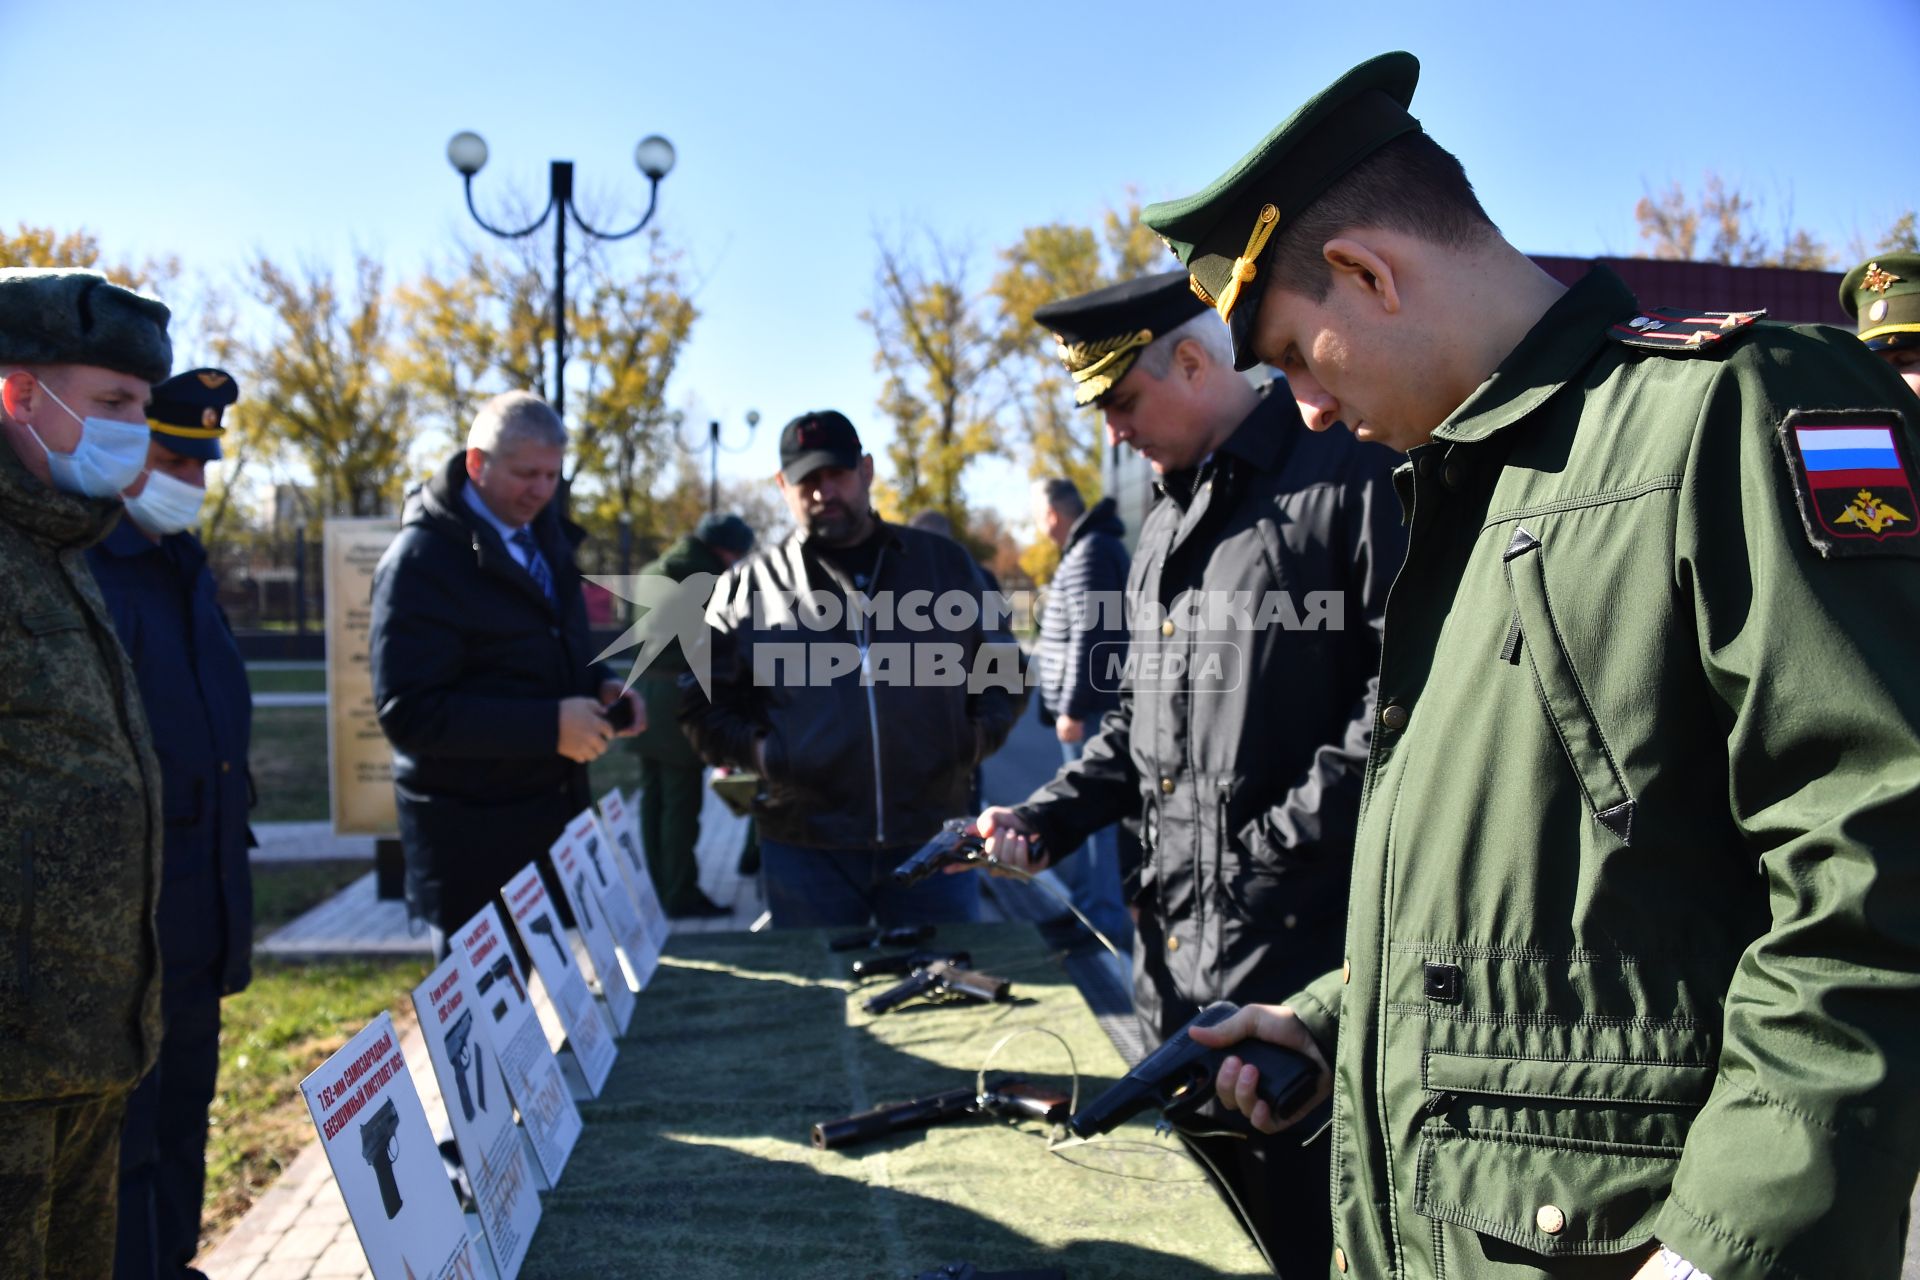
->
1160 777 1175 795
1342 958 1351 984
1167 935 1180 952
220 761 231 774
1536 1204 1566 1235
1283 913 1297 929
1443 461 1466 489
1334 1246 1349 1273
1379 703 1409 732
1160 618 1175 637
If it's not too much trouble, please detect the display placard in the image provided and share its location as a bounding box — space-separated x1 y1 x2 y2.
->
502 864 617 1096
599 788 672 946
324 518 400 837
411 956 542 1278
451 903 582 1184
549 817 636 1034
300 1013 476 1279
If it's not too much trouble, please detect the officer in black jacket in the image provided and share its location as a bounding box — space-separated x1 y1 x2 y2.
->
978 271 1405 1274
370 391 640 947
88 369 253 1280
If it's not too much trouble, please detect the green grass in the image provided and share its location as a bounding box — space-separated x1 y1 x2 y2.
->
248 706 330 823
247 666 327 695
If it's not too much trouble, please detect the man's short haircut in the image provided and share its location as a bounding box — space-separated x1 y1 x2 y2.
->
1032 477 1085 517
1267 131 1497 303
1133 310 1233 381
468 390 566 455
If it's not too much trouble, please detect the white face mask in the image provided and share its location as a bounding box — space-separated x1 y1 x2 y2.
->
26 384 151 499
123 468 205 535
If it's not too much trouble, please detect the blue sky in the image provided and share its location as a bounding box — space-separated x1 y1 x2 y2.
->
6 0 1916 507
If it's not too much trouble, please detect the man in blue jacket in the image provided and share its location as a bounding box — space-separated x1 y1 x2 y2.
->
87 368 253 1280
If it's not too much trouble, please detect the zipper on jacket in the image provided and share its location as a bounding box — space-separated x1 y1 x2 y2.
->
16 830 34 997
862 544 889 844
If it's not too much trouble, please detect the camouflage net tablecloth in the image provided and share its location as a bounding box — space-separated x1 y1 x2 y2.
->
523 922 1267 1279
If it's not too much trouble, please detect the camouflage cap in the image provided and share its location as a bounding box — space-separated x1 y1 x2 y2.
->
1141 52 1421 370
1032 270 1209 405
1839 252 1920 352
0 268 172 384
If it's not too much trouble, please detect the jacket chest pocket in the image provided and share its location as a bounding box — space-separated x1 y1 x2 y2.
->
1414 1052 1708 1263
2 608 93 716
1500 527 1637 846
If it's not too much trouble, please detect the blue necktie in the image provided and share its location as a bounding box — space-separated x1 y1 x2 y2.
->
511 529 555 604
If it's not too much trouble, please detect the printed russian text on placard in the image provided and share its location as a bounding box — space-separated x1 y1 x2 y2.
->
452 903 582 1184
412 955 542 1277
300 1013 476 1280
503 863 617 1095
550 817 636 1033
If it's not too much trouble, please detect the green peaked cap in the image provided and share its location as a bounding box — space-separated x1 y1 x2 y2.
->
1142 51 1422 369
1838 251 1920 352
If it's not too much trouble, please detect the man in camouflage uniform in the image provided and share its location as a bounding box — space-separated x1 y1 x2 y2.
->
0 268 170 1277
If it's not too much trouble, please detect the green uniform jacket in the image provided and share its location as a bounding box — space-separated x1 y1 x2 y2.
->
0 441 163 1102
1291 268 1920 1280
632 534 725 768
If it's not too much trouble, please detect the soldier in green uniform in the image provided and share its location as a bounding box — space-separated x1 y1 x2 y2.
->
0 268 170 1277
1141 53 1920 1280
631 512 754 917
1840 251 1920 400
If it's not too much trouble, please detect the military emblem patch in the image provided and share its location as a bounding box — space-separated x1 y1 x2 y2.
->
1777 409 1920 558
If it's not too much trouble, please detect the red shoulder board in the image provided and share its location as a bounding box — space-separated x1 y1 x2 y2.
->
1608 307 1765 354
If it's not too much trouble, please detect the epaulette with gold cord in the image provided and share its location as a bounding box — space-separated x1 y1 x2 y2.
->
1607 307 1765 354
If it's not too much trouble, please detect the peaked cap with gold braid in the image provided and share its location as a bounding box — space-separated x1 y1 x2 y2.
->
148 367 239 461
1033 269 1210 405
1839 251 1920 354
1141 52 1422 371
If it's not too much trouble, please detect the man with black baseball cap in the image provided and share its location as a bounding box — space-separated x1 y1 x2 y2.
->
682 410 1024 926
87 368 255 1280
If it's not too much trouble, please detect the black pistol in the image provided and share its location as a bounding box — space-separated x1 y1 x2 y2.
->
572 872 597 932
359 1096 403 1218
864 959 1010 1015
850 948 971 981
813 1077 1070 1150
892 817 1045 886
444 1009 480 1122
829 923 936 953
529 914 570 969
475 953 524 1017
582 834 611 888
1067 1001 1317 1139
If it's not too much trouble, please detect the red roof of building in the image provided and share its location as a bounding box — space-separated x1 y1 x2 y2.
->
1530 255 1850 329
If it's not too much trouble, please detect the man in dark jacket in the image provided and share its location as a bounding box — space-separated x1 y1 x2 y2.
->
978 270 1404 1273
631 512 753 918
1029 477 1133 948
682 410 1023 927
0 268 171 1279
89 369 254 1280
370 391 641 949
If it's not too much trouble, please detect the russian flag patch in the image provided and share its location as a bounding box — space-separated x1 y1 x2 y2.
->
1778 409 1920 558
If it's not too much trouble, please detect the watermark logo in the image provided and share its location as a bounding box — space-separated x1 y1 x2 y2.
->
586 573 720 697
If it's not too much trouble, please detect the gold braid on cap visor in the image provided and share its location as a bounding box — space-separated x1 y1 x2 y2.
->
1056 328 1155 402
1199 203 1281 323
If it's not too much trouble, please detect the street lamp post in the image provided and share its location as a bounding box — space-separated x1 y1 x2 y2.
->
445 130 676 417
709 409 760 514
